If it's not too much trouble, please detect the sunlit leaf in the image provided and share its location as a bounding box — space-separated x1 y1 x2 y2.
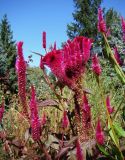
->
113 122 125 138
97 144 109 156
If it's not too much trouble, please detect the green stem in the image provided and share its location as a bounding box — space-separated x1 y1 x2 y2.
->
98 78 124 159
103 33 125 84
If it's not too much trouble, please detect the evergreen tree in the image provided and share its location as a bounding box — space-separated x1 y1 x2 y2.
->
67 1 124 59
0 15 17 93
67 0 102 39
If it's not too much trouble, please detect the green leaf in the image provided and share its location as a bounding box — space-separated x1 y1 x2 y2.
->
97 144 109 156
113 122 125 138
108 121 119 147
111 145 124 160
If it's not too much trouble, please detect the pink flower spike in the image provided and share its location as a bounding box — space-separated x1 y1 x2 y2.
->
82 37 93 63
82 93 91 129
113 47 122 66
121 17 125 43
76 140 84 160
16 41 28 118
62 110 69 129
31 117 41 141
17 41 23 58
92 54 102 76
41 112 47 126
83 93 90 112
42 31 46 49
0 102 4 123
98 8 106 34
30 85 41 141
30 86 39 118
106 95 114 114
96 118 104 145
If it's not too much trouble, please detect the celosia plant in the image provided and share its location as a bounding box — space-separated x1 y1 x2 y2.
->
113 47 123 66
97 7 106 34
82 93 91 130
96 118 104 145
0 101 4 123
29 85 41 141
41 36 93 90
106 95 114 114
92 54 102 76
40 35 94 142
16 41 29 119
76 140 84 160
2 6 125 160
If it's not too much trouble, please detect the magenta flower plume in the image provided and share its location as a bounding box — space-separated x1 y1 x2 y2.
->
96 118 104 145
30 86 39 119
82 37 93 63
92 54 102 76
113 47 122 66
76 140 84 160
42 31 46 49
106 95 114 114
31 117 41 141
42 36 93 90
82 93 91 129
121 17 125 42
0 102 4 123
98 8 106 34
83 93 90 112
16 42 28 118
62 110 69 128
30 86 41 141
41 112 47 126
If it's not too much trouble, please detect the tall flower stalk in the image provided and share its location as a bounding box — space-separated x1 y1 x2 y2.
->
96 118 104 145
97 8 107 34
113 47 123 66
76 140 84 160
97 8 125 84
96 64 124 159
97 10 124 156
29 85 41 141
106 95 114 114
92 54 102 76
16 42 29 119
0 99 4 123
41 36 93 142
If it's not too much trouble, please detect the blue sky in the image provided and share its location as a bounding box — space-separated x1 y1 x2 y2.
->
0 0 125 66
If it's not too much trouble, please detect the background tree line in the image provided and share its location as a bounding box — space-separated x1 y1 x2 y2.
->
0 15 17 95
67 0 124 57
0 0 124 97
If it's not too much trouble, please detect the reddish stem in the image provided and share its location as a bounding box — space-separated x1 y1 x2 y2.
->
37 140 52 160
